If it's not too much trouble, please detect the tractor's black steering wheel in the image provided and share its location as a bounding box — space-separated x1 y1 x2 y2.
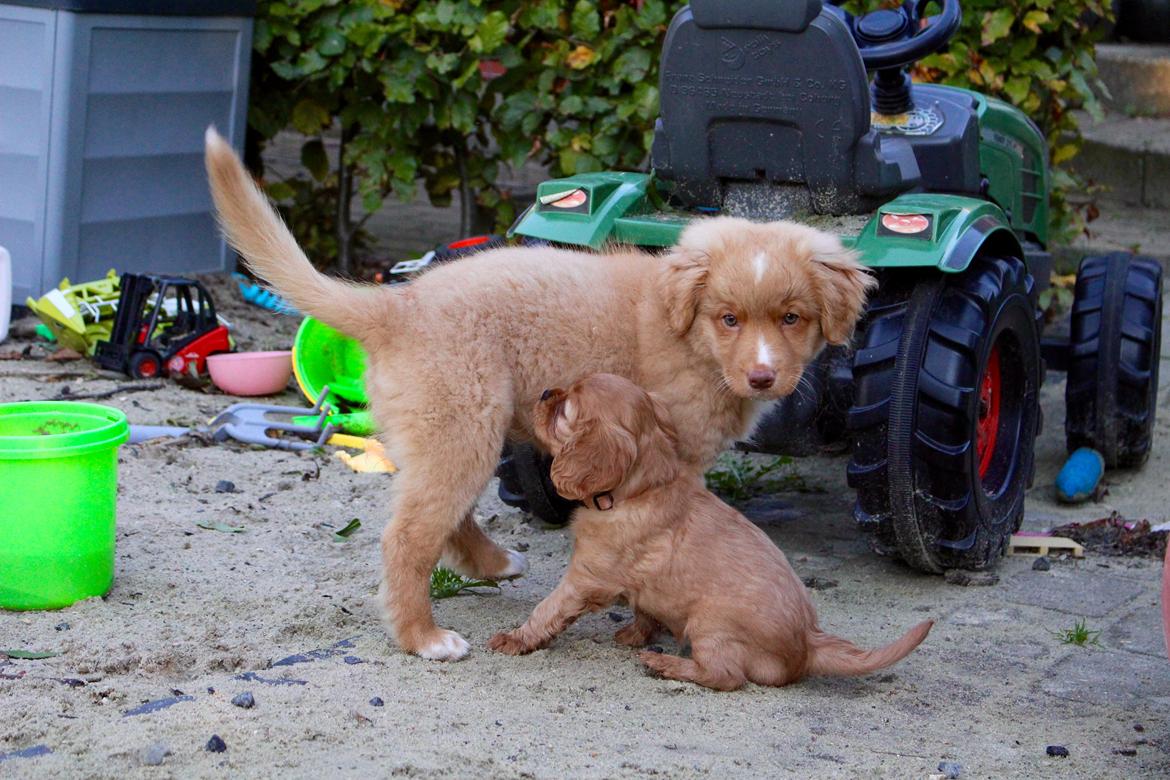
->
827 0 961 114
829 0 962 71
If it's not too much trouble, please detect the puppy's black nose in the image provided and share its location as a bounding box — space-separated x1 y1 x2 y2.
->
540 388 554 401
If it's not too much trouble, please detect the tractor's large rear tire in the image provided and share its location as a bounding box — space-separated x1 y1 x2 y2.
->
1065 253 1163 468
848 256 1043 572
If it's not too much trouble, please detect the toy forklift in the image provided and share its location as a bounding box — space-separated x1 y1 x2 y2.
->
95 273 232 379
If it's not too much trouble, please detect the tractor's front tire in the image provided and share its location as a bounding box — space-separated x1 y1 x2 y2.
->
1066 253 1163 468
848 256 1042 572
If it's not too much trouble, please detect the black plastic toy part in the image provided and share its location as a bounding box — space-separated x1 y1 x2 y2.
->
128 350 163 380
841 0 962 72
828 0 963 115
847 256 1042 572
1065 254 1164 468
377 235 505 284
496 443 575 526
652 0 922 213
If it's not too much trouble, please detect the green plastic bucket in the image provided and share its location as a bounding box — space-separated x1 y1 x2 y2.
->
0 401 129 610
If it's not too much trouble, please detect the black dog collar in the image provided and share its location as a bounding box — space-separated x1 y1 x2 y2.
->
591 492 614 511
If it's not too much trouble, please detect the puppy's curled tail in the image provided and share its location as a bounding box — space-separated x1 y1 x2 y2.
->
805 620 932 678
204 127 388 340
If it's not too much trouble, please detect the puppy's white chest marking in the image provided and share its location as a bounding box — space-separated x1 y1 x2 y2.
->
757 337 771 367
752 252 768 283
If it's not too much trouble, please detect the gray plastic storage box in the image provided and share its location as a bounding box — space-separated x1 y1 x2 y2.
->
0 0 255 303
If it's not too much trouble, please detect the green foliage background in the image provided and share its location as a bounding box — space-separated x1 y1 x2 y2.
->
249 0 1108 266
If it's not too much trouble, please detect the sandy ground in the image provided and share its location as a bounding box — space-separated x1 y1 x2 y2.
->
1 275 1167 779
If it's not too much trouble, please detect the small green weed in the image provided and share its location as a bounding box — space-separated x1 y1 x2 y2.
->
1 649 59 660
704 453 821 501
332 518 361 542
1055 618 1101 647
705 453 786 501
195 520 246 534
429 566 500 600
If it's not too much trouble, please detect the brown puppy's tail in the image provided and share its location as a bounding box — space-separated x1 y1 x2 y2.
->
805 620 933 678
204 127 389 340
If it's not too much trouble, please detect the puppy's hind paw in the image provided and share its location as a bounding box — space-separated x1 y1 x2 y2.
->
498 549 528 580
415 629 471 662
487 630 535 656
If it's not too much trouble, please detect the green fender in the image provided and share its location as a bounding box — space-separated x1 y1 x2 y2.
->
510 172 688 250
846 193 1023 273
512 175 1022 274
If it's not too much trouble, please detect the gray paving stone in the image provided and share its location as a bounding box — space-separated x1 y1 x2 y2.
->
1103 602 1168 658
1038 648 1170 706
1000 567 1147 618
946 604 1028 628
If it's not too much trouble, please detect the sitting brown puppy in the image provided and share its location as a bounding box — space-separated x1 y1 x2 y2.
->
488 373 933 691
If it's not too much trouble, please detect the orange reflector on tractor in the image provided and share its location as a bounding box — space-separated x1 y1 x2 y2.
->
880 213 931 234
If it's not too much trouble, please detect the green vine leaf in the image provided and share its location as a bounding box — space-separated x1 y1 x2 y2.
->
291 99 330 135
301 140 329 182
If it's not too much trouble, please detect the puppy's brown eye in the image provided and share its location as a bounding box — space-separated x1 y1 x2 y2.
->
722 314 738 328
782 313 800 325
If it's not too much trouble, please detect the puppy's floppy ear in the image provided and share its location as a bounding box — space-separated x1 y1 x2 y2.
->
808 237 876 345
550 420 637 502
658 249 709 336
659 217 738 335
635 392 681 488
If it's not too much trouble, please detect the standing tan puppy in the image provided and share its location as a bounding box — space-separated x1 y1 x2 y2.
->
204 128 875 661
489 374 932 690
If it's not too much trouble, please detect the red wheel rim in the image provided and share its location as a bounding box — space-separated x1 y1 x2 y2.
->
138 357 159 378
976 343 1001 482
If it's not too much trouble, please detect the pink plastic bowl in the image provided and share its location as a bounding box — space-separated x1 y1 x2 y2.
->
206 351 293 396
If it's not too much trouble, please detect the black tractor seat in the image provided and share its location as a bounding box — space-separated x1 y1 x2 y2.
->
651 0 922 216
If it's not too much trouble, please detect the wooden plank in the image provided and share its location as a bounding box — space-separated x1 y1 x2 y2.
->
1007 534 1085 558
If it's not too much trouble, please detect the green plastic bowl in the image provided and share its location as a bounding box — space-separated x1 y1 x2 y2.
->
0 401 129 610
291 316 375 435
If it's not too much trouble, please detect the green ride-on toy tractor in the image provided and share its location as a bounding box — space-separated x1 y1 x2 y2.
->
492 0 1165 573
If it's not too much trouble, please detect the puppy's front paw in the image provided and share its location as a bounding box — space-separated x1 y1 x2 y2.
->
498 549 528 580
415 629 471 662
638 649 672 676
487 630 534 655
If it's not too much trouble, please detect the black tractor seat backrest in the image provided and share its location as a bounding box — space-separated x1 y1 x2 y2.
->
651 0 919 214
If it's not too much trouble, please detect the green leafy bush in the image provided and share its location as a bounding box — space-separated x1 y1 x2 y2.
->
248 0 684 269
249 0 1107 267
